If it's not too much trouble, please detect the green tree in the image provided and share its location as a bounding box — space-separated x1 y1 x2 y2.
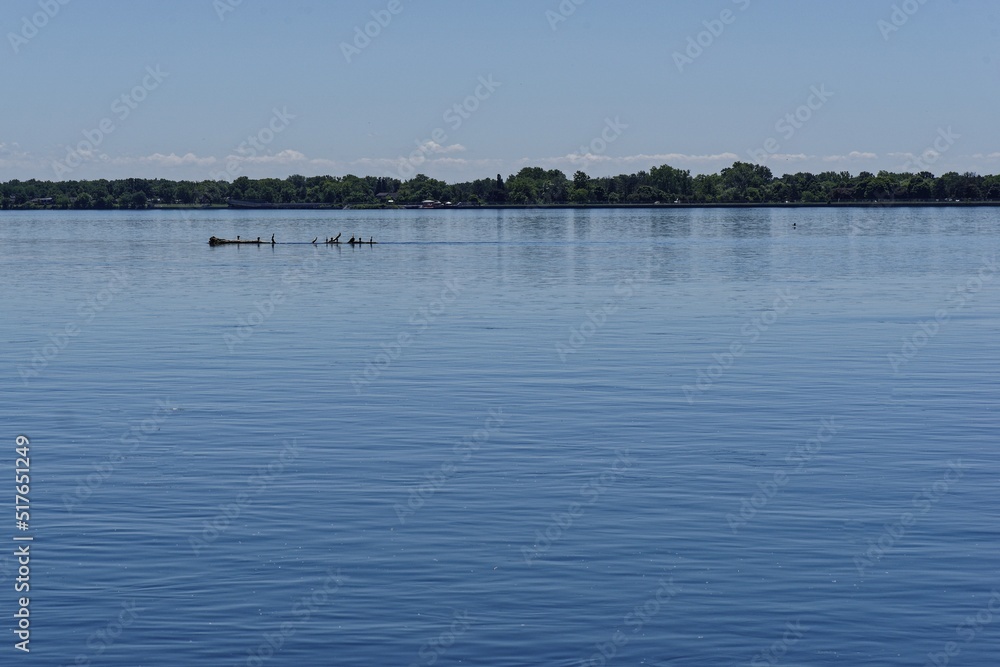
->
627 185 663 204
649 164 693 200
176 182 196 204
397 174 450 203
505 178 536 204
908 178 933 200
693 174 720 202
720 162 773 201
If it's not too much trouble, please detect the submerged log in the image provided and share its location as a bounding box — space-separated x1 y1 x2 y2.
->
327 233 377 245
209 234 377 246
208 236 264 246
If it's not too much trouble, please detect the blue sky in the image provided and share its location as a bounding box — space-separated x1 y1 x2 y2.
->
2 0 999 182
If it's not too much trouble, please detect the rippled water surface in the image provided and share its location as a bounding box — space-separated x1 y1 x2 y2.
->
3 207 999 666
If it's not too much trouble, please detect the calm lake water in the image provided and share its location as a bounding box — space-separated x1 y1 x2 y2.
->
2 207 998 666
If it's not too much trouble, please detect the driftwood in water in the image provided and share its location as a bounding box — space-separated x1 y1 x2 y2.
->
208 236 264 246
209 234 377 246
327 234 377 245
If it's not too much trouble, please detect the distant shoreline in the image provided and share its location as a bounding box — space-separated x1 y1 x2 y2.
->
5 165 997 210
5 201 999 212
161 201 1000 210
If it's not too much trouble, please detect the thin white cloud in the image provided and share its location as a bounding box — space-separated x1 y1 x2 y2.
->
351 157 402 169
306 157 339 168
620 152 740 164
419 157 502 168
3 145 992 182
823 151 877 162
760 153 811 162
352 155 502 176
518 152 741 169
117 152 217 167
418 141 466 154
208 150 343 178
349 143 468 175
888 150 946 166
0 142 33 168
223 149 308 165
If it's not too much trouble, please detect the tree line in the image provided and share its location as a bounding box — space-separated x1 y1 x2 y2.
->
3 163 999 209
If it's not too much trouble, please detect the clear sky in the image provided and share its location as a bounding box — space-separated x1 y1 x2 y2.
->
2 0 999 183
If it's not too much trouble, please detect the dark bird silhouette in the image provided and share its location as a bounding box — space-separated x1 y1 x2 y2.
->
271 234 275 245
312 237 318 244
